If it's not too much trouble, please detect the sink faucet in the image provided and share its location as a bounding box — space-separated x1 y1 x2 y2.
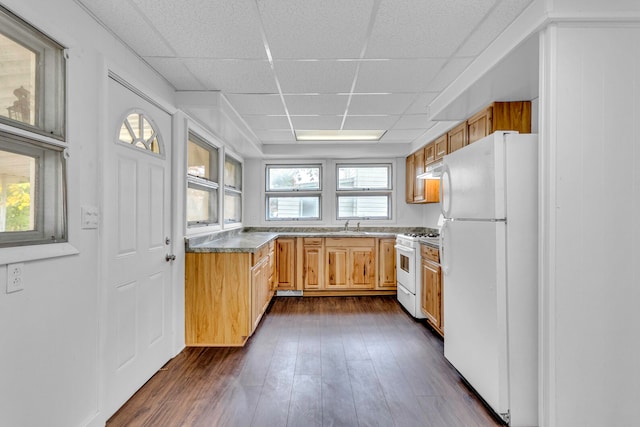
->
343 220 349 231
356 222 361 232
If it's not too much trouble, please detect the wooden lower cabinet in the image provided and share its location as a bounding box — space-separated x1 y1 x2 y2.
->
377 238 396 289
185 248 274 347
420 245 443 336
302 238 323 290
325 238 375 290
276 238 296 290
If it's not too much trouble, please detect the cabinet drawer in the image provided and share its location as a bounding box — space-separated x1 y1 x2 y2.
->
253 244 269 266
421 245 439 262
303 237 323 246
325 237 375 247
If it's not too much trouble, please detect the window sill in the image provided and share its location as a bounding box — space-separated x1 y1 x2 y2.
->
0 242 79 265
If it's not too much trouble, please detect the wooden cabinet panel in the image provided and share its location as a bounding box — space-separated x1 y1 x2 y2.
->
303 246 323 290
467 107 493 145
424 142 435 164
413 149 426 203
251 257 270 331
447 122 467 154
434 134 447 160
350 248 375 289
377 238 396 289
492 101 531 134
405 155 414 203
326 247 349 288
276 238 296 290
420 254 443 337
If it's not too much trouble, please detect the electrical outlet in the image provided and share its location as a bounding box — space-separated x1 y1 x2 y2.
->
6 263 24 293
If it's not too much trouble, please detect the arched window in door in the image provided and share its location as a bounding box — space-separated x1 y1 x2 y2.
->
118 111 162 155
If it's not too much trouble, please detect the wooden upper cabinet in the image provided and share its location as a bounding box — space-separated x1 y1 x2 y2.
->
405 155 414 203
434 134 447 160
447 122 467 154
468 101 532 145
424 142 435 164
413 149 426 203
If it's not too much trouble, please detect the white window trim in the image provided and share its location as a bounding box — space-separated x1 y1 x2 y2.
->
265 163 323 222
184 125 222 237
335 162 394 221
223 151 243 228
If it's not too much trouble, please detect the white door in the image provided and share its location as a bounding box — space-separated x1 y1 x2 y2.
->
103 76 174 417
441 219 509 417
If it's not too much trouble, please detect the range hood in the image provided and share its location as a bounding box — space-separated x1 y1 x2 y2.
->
417 161 443 180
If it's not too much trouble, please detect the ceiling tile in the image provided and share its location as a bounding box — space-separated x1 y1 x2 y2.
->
257 0 375 59
130 0 267 58
347 94 418 115
354 59 446 93
366 0 496 58
284 94 349 115
380 129 426 142
426 58 474 91
255 130 296 143
342 115 400 130
290 115 343 130
183 59 277 93
457 0 533 57
78 0 175 56
405 93 439 114
143 57 206 90
242 115 291 130
274 60 358 94
392 114 433 129
225 94 286 115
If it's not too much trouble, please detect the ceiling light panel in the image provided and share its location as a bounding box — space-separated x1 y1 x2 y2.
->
295 130 386 141
130 0 267 58
257 0 376 59
184 59 278 93
366 0 495 58
354 59 447 93
274 60 358 94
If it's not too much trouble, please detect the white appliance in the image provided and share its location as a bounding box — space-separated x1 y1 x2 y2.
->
395 232 437 318
440 131 538 426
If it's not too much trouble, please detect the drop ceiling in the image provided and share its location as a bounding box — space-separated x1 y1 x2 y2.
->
76 0 536 158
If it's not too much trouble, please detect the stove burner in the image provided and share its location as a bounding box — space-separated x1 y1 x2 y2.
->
403 232 439 238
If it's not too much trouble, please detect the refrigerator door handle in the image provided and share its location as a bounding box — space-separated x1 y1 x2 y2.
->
441 164 452 218
440 220 449 275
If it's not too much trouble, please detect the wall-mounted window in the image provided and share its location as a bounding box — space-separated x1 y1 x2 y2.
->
0 6 66 139
224 154 242 224
265 164 321 221
336 164 392 220
0 131 66 247
186 132 218 228
0 7 67 249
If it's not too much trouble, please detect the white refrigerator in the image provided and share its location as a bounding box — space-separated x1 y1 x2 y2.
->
440 131 538 426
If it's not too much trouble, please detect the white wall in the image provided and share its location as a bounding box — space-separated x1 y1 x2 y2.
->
0 1 176 426
539 22 640 427
244 157 426 228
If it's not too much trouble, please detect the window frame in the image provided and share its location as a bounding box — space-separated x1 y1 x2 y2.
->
0 5 66 139
185 130 220 230
335 163 393 221
265 163 323 222
223 153 242 226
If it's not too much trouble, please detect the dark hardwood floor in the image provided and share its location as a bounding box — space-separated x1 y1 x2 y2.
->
107 296 502 427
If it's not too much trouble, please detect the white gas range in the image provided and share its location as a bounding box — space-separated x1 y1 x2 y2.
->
395 232 439 318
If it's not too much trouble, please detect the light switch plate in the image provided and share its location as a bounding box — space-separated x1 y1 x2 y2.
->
81 206 99 229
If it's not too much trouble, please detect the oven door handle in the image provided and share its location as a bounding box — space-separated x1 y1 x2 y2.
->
398 285 411 295
394 244 414 253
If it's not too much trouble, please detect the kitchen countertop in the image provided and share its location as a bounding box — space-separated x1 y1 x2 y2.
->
186 229 412 253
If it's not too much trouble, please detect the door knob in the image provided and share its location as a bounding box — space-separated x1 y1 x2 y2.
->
165 254 176 262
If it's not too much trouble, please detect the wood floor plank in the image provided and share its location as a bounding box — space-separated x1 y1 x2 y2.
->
107 296 502 427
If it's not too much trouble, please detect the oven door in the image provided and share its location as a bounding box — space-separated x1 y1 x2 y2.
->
394 242 416 293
